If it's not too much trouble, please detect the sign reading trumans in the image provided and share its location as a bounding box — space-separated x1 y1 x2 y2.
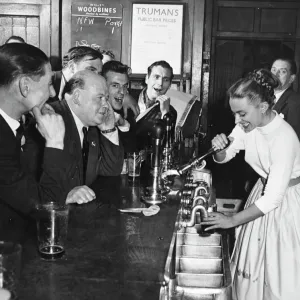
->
130 3 184 75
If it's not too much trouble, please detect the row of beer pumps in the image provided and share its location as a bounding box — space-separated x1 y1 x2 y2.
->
141 110 220 209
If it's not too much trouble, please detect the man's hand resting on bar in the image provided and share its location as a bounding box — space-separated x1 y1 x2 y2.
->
66 186 96 205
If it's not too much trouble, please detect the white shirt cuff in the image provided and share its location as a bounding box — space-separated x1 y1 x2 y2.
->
118 119 130 132
101 130 119 146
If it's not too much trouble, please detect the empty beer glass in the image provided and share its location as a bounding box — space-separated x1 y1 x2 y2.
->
127 152 142 177
36 202 69 260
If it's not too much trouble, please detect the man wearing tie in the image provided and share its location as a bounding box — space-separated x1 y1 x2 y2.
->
271 58 300 139
0 43 93 242
52 46 140 119
50 70 124 188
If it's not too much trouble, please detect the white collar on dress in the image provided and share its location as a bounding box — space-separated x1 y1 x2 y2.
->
256 111 282 135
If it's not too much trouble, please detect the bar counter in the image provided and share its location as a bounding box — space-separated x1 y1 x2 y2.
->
18 174 181 299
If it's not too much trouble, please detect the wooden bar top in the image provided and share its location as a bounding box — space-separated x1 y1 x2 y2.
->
18 175 181 300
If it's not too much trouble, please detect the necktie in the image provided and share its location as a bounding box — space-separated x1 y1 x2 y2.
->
16 119 25 148
82 127 89 183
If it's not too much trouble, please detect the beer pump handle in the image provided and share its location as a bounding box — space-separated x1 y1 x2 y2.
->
152 120 166 168
163 112 173 148
177 136 233 175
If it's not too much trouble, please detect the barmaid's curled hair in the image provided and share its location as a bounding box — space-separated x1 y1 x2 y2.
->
227 69 279 107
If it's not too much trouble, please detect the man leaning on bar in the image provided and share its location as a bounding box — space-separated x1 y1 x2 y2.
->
0 43 95 242
50 70 124 188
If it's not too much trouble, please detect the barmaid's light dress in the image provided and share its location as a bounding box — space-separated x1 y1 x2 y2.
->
216 114 300 300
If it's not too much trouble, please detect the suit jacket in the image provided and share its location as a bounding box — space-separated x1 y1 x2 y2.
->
50 99 124 188
273 87 300 140
114 108 137 153
0 114 71 242
53 70 62 96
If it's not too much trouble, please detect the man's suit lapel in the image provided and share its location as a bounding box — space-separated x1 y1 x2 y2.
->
53 70 62 96
60 100 84 182
273 87 294 113
58 100 100 186
0 115 21 158
85 127 100 186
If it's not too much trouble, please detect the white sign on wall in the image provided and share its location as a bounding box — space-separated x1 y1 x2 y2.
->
130 3 184 75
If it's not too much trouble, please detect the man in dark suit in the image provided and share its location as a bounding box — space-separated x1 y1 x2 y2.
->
50 70 124 189
102 60 137 153
52 46 140 119
271 58 300 139
0 43 95 242
55 46 103 101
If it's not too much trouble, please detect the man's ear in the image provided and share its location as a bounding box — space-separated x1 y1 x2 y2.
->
72 89 81 105
68 60 76 75
289 74 296 85
19 76 31 98
145 74 149 85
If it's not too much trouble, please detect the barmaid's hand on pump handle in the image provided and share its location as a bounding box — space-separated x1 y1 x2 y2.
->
211 133 233 151
211 134 234 164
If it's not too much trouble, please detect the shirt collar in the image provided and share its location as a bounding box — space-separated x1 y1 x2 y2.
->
274 88 288 103
69 106 86 133
0 107 21 136
138 88 157 113
138 88 147 113
144 89 157 108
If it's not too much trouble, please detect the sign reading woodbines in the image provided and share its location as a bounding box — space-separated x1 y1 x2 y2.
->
71 2 122 60
131 3 184 75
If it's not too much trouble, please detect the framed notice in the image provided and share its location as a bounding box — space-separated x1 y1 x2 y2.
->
130 3 184 75
71 2 123 60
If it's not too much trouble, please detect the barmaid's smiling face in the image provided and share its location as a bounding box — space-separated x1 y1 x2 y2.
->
230 97 267 132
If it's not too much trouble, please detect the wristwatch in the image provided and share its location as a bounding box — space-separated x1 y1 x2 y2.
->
101 127 117 134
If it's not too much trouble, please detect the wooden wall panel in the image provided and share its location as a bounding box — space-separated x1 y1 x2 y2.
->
39 4 50 55
218 7 255 32
191 0 205 97
0 17 12 44
260 8 297 33
61 0 72 58
12 17 26 38
0 0 59 58
0 0 50 3
27 17 40 47
51 0 60 60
